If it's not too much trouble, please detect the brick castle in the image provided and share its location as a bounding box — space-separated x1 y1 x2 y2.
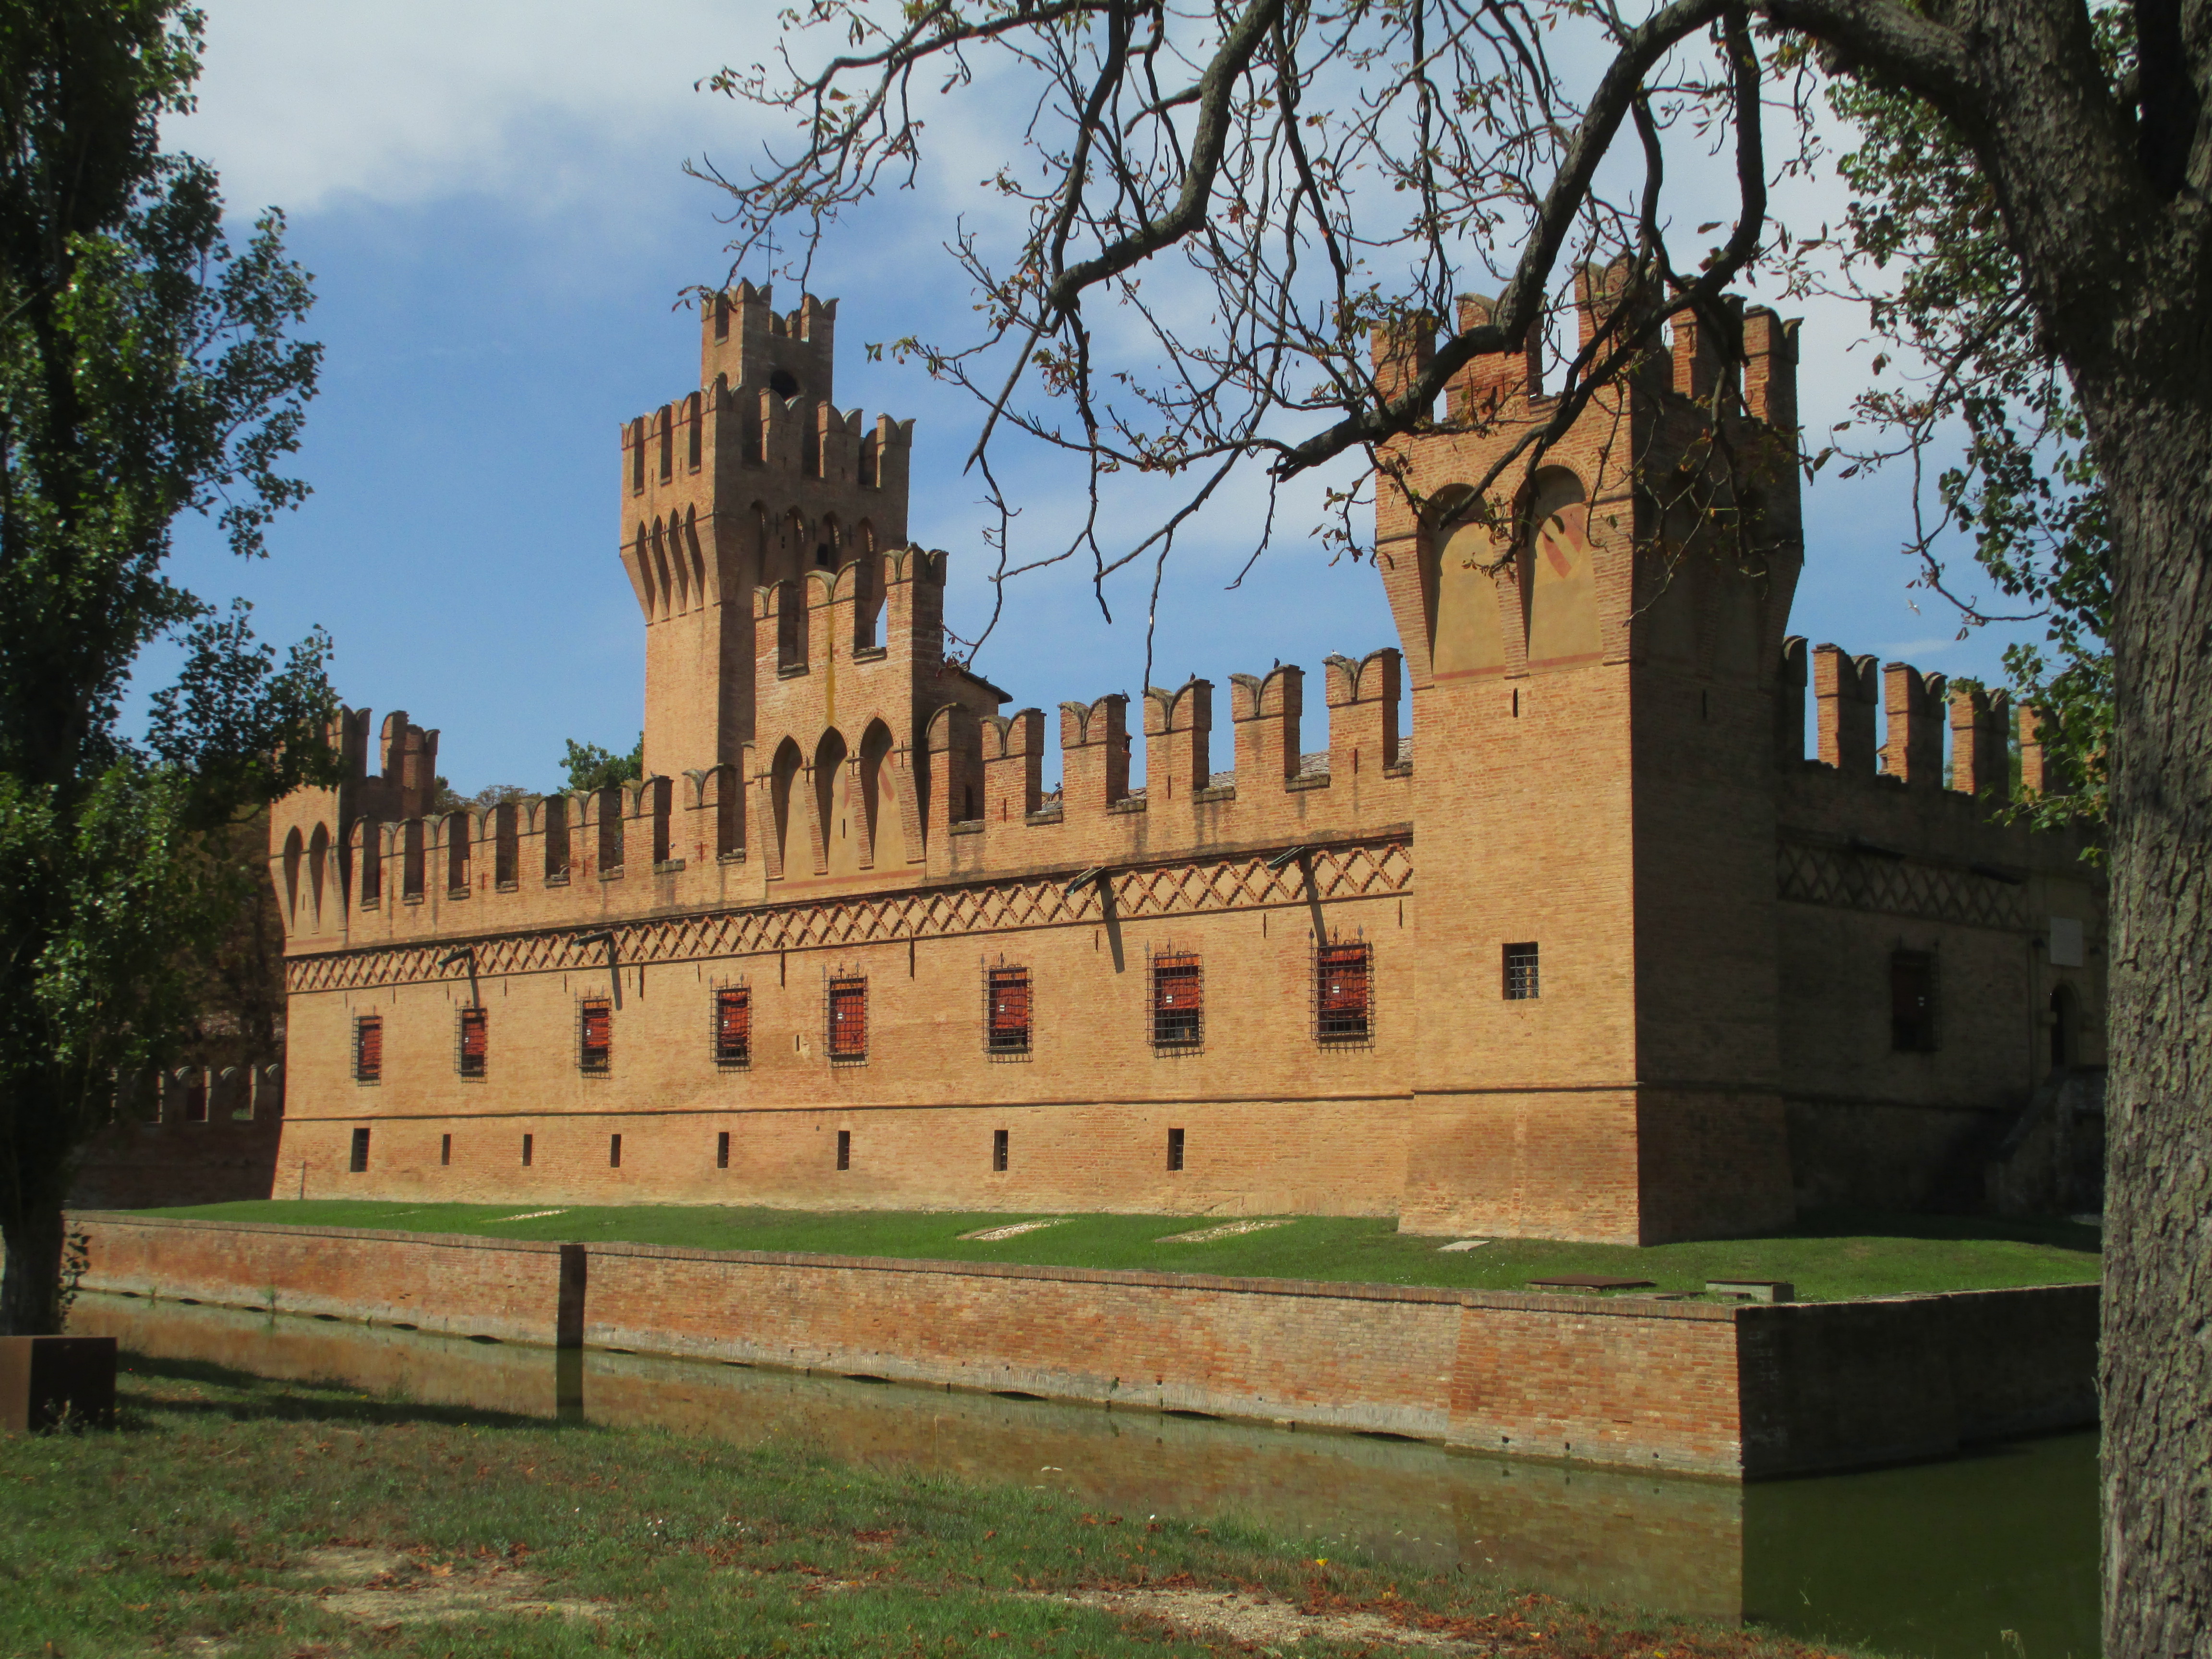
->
262 273 2105 1243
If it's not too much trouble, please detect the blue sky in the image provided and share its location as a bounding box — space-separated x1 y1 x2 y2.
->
146 2 2045 795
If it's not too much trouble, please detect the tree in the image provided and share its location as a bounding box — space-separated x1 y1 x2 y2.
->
713 2 2209 1652
0 2 332 1335
562 734 644 795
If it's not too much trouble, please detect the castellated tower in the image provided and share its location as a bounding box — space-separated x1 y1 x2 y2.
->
1377 263 1805 1243
619 283 914 776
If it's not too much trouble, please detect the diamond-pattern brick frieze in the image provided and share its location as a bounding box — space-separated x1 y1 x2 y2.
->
1777 838 2031 931
285 840 1414 996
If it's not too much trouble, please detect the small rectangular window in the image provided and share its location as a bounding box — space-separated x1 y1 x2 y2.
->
609 1133 623 1169
1317 942 1372 1042
986 967 1032 1057
1167 1127 1185 1172
828 977 868 1063
440 1133 452 1167
1152 951 1203 1049
716 1130 730 1170
992 1128 1009 1172
354 1015 383 1083
835 1128 851 1170
1891 950 1938 1052
522 1132 534 1167
349 1126 370 1173
579 998 612 1074
457 1007 488 1077
714 986 752 1068
1503 942 1540 1001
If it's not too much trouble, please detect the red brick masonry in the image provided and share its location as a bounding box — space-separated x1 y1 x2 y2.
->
74 1213 2095 1479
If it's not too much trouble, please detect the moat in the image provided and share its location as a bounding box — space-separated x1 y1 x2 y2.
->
75 1291 2098 1659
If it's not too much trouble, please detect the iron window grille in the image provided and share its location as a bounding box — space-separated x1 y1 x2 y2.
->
578 998 613 1075
457 1007 488 1077
1315 939 1373 1044
349 1127 370 1172
1891 950 1939 1052
1503 942 1541 1001
353 1015 383 1083
1151 948 1203 1051
985 962 1032 1058
713 983 752 1070
827 975 868 1064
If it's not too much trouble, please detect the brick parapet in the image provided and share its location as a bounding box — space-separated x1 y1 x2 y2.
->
73 1213 2097 1479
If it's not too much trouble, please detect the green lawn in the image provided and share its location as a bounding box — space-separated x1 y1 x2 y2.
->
131 1200 2101 1302
0 1353 1859 1659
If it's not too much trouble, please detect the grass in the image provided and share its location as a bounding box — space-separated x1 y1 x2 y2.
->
0 1351 1866 1659
131 1201 2102 1303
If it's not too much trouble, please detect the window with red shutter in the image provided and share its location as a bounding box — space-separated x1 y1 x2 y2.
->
354 1016 383 1083
986 967 1031 1055
1152 951 1202 1049
458 1008 488 1077
1317 942 1371 1042
828 977 867 1062
578 999 612 1074
714 986 752 1068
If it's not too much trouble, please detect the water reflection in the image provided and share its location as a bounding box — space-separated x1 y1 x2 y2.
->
74 1293 2096 1659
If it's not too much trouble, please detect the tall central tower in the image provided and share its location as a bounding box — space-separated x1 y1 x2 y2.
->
617 284 914 777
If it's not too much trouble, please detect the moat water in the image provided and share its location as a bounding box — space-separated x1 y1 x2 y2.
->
73 1292 2098 1659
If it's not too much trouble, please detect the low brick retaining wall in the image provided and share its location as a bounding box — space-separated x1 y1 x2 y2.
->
72 1212 2096 1479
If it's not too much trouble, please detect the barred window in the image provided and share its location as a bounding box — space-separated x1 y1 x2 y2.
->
457 1008 488 1077
354 1015 384 1083
714 986 752 1068
828 977 868 1062
1503 942 1540 1001
1891 950 1938 1052
578 998 613 1074
1152 951 1203 1049
987 966 1032 1056
1317 942 1372 1042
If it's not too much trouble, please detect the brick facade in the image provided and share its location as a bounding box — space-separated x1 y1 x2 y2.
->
262 274 2105 1242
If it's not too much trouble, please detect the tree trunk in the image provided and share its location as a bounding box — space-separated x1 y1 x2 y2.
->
0 1196 66 1336
2089 384 2212 1659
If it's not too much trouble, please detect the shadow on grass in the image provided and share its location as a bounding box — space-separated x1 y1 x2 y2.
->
1788 1209 2101 1255
115 1349 594 1436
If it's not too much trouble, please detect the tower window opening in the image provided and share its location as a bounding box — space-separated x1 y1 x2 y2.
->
1316 941 1372 1043
836 1128 851 1170
714 986 752 1068
1152 951 1203 1050
579 998 613 1074
828 976 868 1063
457 1007 488 1077
1167 1127 1185 1171
1503 942 1540 1001
716 1130 730 1169
609 1133 623 1169
1891 950 1938 1052
354 1015 384 1083
349 1127 370 1173
987 966 1032 1057
440 1133 452 1167
769 367 800 400
992 1128 1009 1172
522 1133 534 1167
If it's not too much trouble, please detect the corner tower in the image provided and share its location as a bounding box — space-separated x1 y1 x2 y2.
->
618 284 914 776
1378 265 1804 1243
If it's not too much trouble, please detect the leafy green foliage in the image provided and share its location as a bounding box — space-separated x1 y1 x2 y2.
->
0 0 332 1331
562 733 645 794
1829 18 2122 832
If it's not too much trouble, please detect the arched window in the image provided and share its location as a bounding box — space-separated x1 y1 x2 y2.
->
685 391 703 471
656 405 673 481
858 722 895 866
543 797 570 882
776 580 805 671
355 818 382 907
307 822 329 923
629 417 645 494
713 291 732 341
402 819 426 899
281 827 303 924
1523 467 1599 666
814 728 850 875
1428 485 1505 680
494 801 518 888
769 739 804 876
853 548 880 651
597 784 625 872
445 811 469 894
